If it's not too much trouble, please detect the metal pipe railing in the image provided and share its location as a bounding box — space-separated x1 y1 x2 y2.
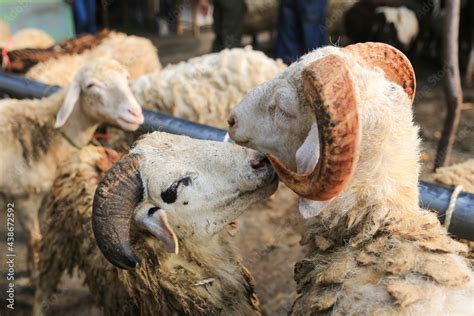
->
1 71 473 240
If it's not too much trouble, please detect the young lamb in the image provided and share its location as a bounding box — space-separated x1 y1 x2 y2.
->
25 31 161 86
35 132 278 315
0 58 143 281
228 42 474 314
131 46 287 128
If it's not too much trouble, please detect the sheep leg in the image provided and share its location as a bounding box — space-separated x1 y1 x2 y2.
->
16 194 43 284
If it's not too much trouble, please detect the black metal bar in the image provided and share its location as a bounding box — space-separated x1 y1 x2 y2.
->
1 72 473 240
0 72 229 142
419 180 474 240
139 110 228 142
0 71 60 99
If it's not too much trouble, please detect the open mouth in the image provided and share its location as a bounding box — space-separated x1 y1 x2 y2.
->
240 170 278 198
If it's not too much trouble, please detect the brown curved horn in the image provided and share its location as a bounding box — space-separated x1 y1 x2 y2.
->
343 42 416 101
92 153 143 269
267 54 359 201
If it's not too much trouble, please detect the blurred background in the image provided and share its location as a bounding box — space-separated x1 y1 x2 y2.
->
0 0 473 315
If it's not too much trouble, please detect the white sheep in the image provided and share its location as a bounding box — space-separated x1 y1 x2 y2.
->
0 28 55 50
228 42 474 314
35 132 278 315
0 58 143 281
25 31 161 86
132 46 287 128
0 21 54 50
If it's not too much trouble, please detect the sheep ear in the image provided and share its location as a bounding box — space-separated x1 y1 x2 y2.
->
295 123 331 218
55 79 81 128
135 206 179 254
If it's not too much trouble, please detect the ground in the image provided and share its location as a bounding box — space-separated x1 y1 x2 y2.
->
0 30 473 315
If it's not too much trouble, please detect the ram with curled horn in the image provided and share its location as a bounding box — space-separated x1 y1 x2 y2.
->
227 43 474 315
86 132 280 314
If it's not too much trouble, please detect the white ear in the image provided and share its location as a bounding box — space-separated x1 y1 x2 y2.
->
54 79 81 128
295 123 331 218
135 204 179 254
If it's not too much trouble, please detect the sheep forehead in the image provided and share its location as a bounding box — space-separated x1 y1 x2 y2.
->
79 58 128 83
256 46 342 98
133 132 237 170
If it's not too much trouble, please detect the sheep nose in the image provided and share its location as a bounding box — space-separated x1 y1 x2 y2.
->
227 115 236 128
128 108 141 118
250 156 270 170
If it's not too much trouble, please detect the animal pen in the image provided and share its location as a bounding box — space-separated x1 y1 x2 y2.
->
0 0 473 315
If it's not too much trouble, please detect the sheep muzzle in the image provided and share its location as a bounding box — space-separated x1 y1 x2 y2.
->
267 54 360 201
92 153 143 269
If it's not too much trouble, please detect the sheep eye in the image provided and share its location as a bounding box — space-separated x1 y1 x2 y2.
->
148 207 160 216
276 105 295 120
161 177 192 204
86 83 96 89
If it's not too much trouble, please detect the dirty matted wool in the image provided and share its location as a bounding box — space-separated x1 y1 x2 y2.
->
431 159 474 194
26 31 160 86
38 145 261 315
290 50 474 315
132 46 286 128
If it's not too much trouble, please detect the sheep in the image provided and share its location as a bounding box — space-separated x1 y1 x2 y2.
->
0 28 55 50
132 46 287 128
35 132 278 315
1 29 112 73
228 42 474 314
243 0 279 41
25 31 161 86
0 58 144 282
344 2 419 52
374 6 419 50
326 0 357 39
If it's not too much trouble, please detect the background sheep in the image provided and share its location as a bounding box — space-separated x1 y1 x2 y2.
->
344 2 419 52
0 28 55 50
25 31 161 86
1 30 111 73
228 42 474 314
243 0 278 42
0 58 143 281
36 132 278 315
132 46 286 128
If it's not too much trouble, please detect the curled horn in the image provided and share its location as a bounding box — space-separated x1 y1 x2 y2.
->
267 54 360 201
92 153 143 269
343 42 416 101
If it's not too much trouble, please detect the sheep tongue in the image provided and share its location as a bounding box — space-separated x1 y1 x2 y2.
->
295 123 330 218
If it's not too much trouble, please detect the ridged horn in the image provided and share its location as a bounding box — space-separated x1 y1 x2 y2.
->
343 42 416 101
92 153 143 269
267 54 360 201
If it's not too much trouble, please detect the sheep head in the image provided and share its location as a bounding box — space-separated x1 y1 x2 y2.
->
54 58 144 131
92 132 278 269
228 43 415 215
